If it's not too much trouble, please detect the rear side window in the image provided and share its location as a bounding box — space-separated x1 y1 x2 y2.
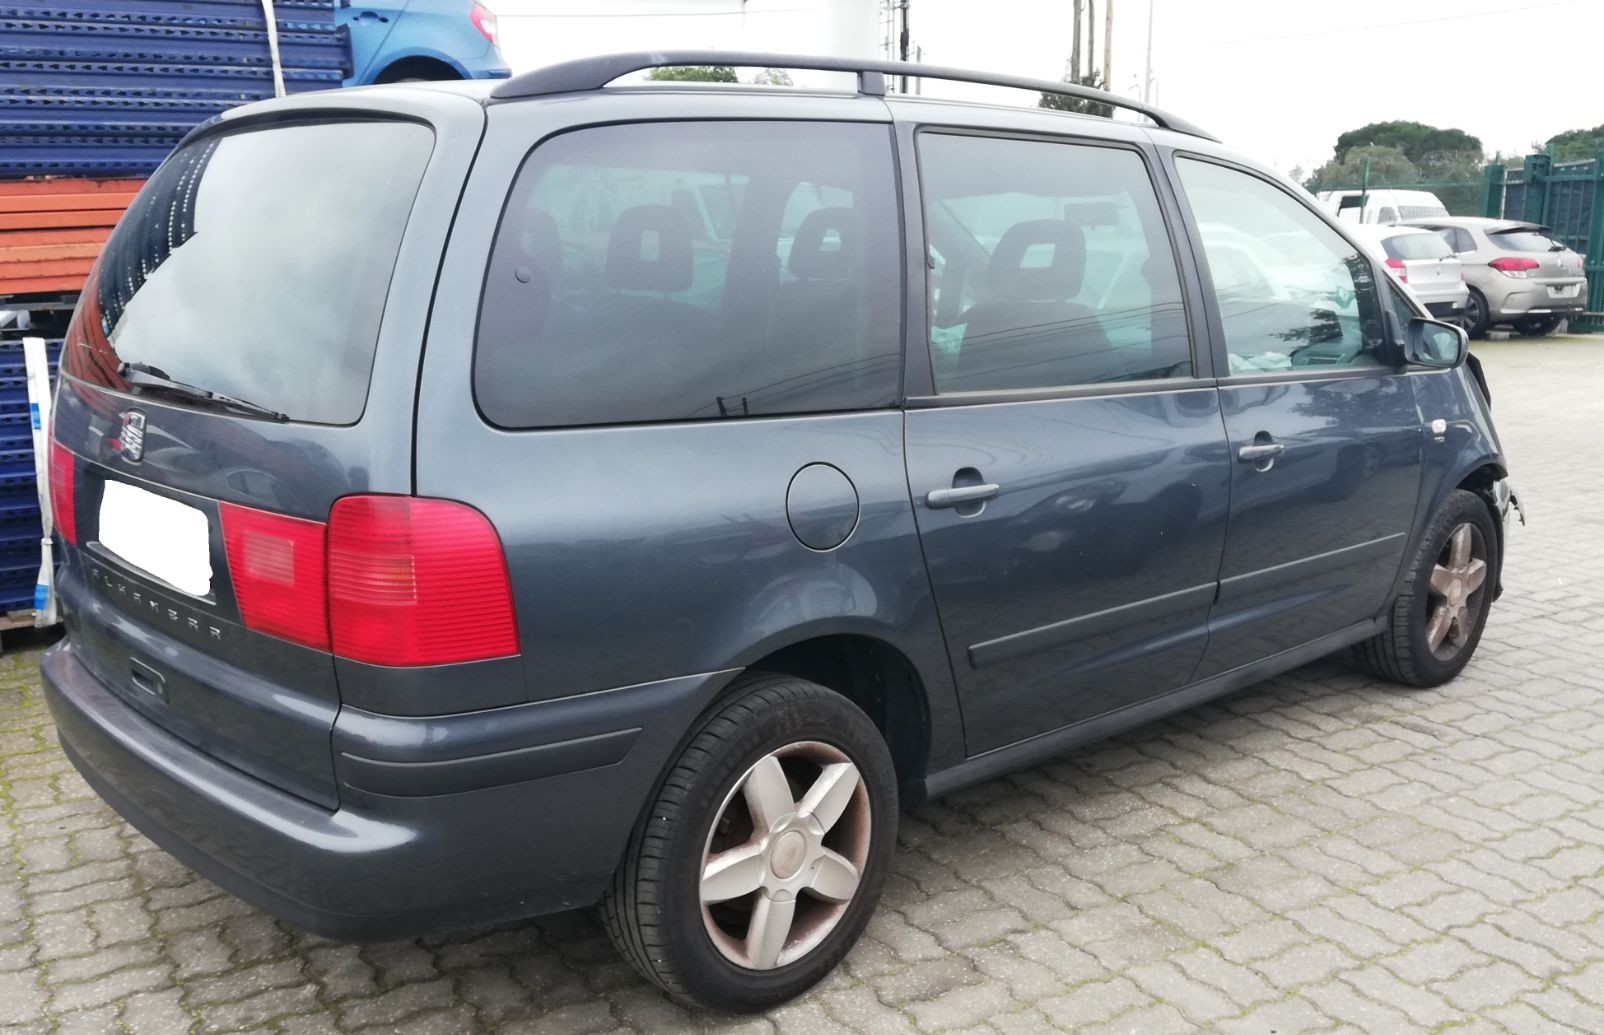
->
1383 233 1453 261
1490 228 1568 253
65 120 433 425
917 133 1190 393
475 121 901 428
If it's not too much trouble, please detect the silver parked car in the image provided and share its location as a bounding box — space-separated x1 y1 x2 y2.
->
1406 216 1587 338
1349 224 1468 324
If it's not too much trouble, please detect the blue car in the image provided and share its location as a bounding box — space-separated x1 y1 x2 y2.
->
340 0 510 84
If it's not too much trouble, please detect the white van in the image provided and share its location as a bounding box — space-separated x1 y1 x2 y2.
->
1316 188 1450 225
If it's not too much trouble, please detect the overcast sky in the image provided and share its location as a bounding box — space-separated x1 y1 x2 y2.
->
911 0 1602 173
495 0 1602 175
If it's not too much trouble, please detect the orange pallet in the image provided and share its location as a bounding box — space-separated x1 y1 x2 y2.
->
0 178 143 301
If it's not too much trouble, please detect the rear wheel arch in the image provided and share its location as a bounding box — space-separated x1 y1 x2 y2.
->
601 633 933 889
742 635 931 790
374 56 463 83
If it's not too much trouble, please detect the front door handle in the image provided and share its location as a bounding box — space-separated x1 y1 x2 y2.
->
1237 443 1285 463
926 483 1000 508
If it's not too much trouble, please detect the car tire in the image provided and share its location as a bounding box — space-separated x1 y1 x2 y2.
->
1352 489 1498 688
600 673 898 1011
1462 288 1491 339
1514 315 1561 337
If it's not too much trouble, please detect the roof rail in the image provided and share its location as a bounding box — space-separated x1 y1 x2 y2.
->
489 51 1216 141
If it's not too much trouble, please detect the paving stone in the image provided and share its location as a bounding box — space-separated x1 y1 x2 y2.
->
4 339 1604 1032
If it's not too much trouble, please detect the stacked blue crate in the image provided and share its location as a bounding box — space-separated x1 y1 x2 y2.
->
1 0 351 178
0 338 57 613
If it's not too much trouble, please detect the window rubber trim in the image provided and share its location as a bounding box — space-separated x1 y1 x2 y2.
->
905 124 1210 398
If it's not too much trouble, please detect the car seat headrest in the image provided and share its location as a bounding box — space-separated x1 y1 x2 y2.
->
605 205 694 293
520 208 562 276
789 207 855 281
985 219 1087 301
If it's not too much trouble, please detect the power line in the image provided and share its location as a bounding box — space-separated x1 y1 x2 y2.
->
1210 0 1588 45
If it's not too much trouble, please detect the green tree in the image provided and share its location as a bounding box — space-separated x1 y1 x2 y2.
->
1333 120 1483 170
1421 150 1487 214
646 65 738 83
751 68 793 86
1311 144 1420 189
1542 124 1604 162
1038 72 1112 118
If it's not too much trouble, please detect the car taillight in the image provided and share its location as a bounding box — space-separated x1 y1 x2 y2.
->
470 1 498 45
327 496 518 666
49 440 76 544
1489 256 1539 278
219 495 519 665
1384 257 1408 283
221 503 330 651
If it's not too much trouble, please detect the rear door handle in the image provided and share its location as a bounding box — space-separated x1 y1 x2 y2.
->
1237 443 1285 463
926 484 1000 508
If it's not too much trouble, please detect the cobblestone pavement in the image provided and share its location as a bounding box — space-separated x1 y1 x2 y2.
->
4 338 1603 1035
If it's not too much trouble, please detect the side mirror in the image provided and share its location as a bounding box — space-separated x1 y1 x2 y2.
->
1405 317 1468 369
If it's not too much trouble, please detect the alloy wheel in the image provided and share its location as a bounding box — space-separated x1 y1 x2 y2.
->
699 741 872 970
1426 522 1488 662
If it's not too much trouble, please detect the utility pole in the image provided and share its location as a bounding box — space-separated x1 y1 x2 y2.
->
1142 0 1155 103
1087 0 1095 83
898 0 910 93
1104 0 1114 89
1071 0 1083 82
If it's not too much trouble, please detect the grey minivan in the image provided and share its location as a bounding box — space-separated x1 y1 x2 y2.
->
42 53 1516 1011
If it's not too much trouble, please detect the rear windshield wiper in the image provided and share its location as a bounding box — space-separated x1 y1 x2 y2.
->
117 362 289 422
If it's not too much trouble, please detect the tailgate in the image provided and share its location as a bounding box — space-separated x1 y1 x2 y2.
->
50 101 477 807
1405 255 1463 293
55 401 365 807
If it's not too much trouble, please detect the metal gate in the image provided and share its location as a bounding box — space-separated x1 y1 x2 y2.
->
1484 153 1604 331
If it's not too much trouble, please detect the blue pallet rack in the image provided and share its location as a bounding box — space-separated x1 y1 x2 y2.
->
1 1 351 178
0 338 58 615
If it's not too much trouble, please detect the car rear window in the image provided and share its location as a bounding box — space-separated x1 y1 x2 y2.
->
64 119 433 425
1382 233 1453 261
1490 228 1568 253
473 120 902 429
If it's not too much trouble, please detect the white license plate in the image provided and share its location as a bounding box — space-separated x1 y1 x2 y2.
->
1549 284 1581 298
98 481 213 597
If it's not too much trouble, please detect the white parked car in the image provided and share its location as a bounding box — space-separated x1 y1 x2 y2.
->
1348 224 1469 324
1316 188 1449 225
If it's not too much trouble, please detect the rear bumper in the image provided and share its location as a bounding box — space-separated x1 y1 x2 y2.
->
1425 300 1465 320
42 638 733 940
1490 285 1587 320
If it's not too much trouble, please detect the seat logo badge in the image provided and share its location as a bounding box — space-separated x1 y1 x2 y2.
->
119 411 146 463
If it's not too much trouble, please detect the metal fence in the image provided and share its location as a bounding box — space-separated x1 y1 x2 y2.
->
1484 155 1604 330
1316 152 1604 332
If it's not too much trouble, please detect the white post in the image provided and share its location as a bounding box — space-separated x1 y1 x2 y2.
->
1143 0 1154 103
23 336 57 627
261 0 286 98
